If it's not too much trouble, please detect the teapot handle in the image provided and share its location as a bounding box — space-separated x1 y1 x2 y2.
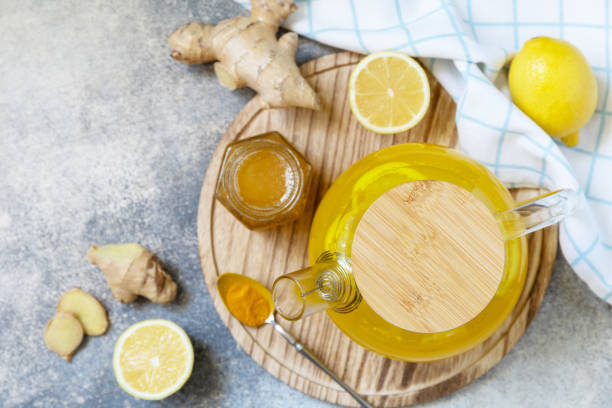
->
495 189 578 241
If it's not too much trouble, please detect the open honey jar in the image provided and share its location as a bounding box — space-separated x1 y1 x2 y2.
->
215 132 312 230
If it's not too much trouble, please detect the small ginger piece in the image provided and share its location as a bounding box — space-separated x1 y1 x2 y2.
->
57 288 109 336
86 243 177 304
168 0 320 110
44 311 84 362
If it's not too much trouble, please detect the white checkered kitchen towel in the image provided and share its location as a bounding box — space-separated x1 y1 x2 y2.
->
238 0 612 303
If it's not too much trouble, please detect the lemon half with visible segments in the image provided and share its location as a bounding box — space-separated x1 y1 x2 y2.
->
113 319 194 400
349 51 430 134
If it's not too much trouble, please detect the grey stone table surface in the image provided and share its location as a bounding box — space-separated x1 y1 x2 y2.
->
1 1 611 407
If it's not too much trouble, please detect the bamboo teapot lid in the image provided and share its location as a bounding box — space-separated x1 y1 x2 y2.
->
351 180 505 333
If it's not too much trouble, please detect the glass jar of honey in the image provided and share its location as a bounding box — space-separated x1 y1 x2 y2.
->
215 132 313 230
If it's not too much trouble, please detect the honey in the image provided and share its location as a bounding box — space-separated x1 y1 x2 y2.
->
234 150 294 208
215 132 312 230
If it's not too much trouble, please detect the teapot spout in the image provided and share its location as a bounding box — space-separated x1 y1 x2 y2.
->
272 252 361 321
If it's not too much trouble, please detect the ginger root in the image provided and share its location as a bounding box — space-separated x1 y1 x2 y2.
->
57 288 109 336
86 243 177 304
169 0 320 110
44 311 84 362
44 288 108 361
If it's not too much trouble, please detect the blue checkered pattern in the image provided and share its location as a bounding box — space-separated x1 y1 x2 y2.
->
238 0 612 303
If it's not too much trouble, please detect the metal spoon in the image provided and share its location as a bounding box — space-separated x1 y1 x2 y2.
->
217 273 373 408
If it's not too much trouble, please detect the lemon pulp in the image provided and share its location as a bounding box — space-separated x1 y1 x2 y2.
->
113 319 194 400
349 52 430 134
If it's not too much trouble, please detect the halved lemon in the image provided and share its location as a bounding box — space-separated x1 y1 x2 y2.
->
349 51 430 134
113 319 194 400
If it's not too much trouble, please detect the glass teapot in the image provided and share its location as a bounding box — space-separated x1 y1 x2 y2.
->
271 143 576 362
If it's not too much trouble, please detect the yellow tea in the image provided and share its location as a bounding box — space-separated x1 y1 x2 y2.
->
308 144 527 361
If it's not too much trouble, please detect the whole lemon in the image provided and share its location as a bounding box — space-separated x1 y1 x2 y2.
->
509 37 597 147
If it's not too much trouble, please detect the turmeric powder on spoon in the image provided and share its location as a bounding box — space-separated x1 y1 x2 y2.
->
225 283 271 327
216 273 373 407
217 273 274 327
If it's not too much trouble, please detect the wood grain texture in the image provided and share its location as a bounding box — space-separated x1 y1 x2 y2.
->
352 180 505 333
197 52 558 407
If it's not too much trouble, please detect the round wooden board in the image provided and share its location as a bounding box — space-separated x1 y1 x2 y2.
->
197 52 558 407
